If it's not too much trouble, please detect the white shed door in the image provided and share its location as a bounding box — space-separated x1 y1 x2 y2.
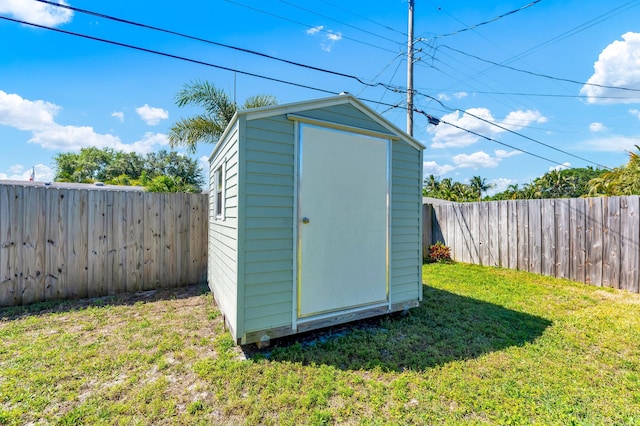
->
298 125 388 318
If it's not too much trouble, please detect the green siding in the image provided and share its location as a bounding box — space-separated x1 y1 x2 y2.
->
208 123 240 337
241 116 296 335
295 104 392 135
391 141 422 303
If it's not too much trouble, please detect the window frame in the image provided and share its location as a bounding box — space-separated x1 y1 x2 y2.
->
214 162 225 220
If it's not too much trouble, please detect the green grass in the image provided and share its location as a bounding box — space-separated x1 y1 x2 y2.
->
2 264 640 424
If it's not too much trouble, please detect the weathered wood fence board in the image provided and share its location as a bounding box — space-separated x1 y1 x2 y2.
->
426 196 640 293
0 184 208 307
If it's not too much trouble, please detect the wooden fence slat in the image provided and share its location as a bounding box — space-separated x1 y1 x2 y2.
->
585 197 603 286
20 187 35 305
498 201 508 268
1 186 18 306
452 204 462 262
198 194 208 283
601 197 611 287
507 200 518 270
620 196 639 293
569 198 586 283
606 197 620 289
66 189 89 299
555 199 570 279
422 204 432 260
143 192 161 290
541 199 555 277
488 201 499 267
88 190 108 297
528 200 542 274
517 200 529 271
126 191 144 292
479 202 490 266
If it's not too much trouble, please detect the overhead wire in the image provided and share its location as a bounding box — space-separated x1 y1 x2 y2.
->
3 7 612 170
414 107 575 169
317 0 407 37
433 0 541 38
439 44 640 93
33 0 405 93
417 93 612 170
222 0 400 54
276 0 403 45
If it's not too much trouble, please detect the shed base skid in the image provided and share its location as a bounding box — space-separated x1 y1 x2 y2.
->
239 300 420 346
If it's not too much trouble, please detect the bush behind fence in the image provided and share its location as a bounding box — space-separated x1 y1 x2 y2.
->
0 184 208 307
424 196 640 293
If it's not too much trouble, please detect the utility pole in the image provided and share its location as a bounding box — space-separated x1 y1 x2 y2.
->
406 0 414 137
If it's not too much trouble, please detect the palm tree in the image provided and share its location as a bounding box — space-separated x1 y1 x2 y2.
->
469 175 493 202
168 80 277 153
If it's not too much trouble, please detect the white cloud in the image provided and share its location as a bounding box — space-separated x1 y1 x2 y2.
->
423 161 454 176
630 109 640 120
549 162 571 172
502 109 547 130
306 25 342 52
0 163 54 182
136 104 168 126
580 32 640 104
453 92 468 99
589 122 605 132
452 149 521 169
488 177 515 196
0 90 58 131
428 107 546 149
0 91 168 154
306 25 323 35
112 111 124 122
453 151 499 168
0 0 73 26
437 93 450 101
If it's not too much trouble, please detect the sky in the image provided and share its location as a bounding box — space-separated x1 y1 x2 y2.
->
1 0 640 194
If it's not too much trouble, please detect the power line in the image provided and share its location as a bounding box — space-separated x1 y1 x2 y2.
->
277 0 403 45
439 44 640 93
33 0 404 93
223 0 400 54
1 13 607 170
414 89 640 100
433 0 541 38
415 108 577 169
0 15 337 96
417 93 611 170
317 0 407 37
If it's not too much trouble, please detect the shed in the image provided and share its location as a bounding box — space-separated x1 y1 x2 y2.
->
208 94 425 345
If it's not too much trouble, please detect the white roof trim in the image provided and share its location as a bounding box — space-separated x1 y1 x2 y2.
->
210 94 425 161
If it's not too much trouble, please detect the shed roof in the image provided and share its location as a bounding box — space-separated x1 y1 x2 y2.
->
210 94 425 160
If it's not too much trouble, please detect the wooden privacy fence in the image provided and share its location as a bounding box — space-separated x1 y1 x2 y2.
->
424 196 640 293
0 184 208 307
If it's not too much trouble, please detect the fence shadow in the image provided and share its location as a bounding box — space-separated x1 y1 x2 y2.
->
0 283 210 320
248 285 551 372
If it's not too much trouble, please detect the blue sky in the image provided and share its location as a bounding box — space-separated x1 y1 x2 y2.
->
1 0 640 193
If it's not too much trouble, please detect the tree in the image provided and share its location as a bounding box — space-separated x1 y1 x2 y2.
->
588 146 640 196
168 80 277 153
53 147 204 193
469 175 493 201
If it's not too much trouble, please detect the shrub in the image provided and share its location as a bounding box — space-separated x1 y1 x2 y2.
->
427 241 452 263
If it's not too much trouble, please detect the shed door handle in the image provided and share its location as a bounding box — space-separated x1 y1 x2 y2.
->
302 217 310 224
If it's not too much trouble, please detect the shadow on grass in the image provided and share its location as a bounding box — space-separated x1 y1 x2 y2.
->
252 285 551 372
0 283 210 320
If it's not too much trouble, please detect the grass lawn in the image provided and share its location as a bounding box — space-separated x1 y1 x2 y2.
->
2 263 640 425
